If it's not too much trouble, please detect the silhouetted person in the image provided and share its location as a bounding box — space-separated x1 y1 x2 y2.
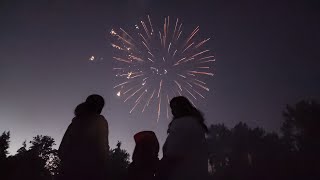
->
58 94 109 180
159 96 208 180
127 131 159 180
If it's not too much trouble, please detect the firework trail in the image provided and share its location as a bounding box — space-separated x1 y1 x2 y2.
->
110 15 215 121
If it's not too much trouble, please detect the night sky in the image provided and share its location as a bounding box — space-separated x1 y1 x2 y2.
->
1 0 319 155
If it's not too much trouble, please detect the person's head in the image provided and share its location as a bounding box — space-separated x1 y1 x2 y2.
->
74 102 88 117
73 94 105 117
170 96 194 118
169 96 208 133
85 94 105 114
132 131 159 163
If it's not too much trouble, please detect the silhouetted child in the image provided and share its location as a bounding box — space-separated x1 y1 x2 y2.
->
127 131 159 180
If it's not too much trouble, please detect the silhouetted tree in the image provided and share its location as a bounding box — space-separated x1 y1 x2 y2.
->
207 100 320 180
45 149 60 176
29 135 55 158
0 131 10 160
17 140 27 154
227 122 257 180
107 141 130 180
8 135 58 180
0 131 10 179
207 124 231 178
281 100 320 178
208 122 288 180
29 135 60 175
282 100 320 151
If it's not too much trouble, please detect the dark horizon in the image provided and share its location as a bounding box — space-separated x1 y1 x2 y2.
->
1 0 319 155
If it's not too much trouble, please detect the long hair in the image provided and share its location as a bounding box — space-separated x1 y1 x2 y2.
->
74 102 90 117
73 94 105 120
169 96 208 133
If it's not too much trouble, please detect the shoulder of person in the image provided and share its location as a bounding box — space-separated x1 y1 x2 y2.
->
172 116 198 125
96 114 108 125
97 114 107 120
170 116 200 131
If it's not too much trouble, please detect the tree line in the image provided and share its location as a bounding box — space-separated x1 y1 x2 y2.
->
0 99 319 179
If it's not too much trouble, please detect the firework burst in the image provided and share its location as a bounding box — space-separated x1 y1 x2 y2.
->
110 15 215 121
